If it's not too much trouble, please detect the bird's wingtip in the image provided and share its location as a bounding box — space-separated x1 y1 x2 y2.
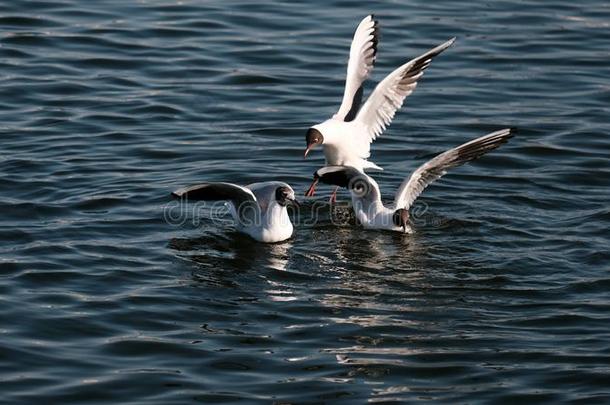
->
497 127 515 138
171 187 188 199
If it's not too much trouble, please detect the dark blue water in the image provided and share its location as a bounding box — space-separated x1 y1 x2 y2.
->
2 0 610 403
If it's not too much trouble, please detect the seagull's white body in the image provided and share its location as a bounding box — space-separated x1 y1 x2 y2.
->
350 176 404 232
172 181 296 243
315 129 513 233
315 119 383 171
238 182 294 243
306 15 456 173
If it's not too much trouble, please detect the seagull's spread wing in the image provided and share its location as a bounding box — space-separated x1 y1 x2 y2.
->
172 182 259 224
394 128 513 210
355 38 455 143
333 15 378 122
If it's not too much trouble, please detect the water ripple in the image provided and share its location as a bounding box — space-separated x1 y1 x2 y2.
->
1 0 609 403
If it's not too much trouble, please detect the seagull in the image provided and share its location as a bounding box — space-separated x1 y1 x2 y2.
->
303 14 456 201
171 181 297 243
311 128 513 233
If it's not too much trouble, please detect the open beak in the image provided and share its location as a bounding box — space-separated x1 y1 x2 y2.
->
400 209 409 233
303 144 314 158
305 178 318 197
288 197 300 208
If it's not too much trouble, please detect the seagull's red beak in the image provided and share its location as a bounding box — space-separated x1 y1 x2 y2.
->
401 210 409 233
304 143 314 158
305 178 318 197
304 128 324 158
393 208 410 233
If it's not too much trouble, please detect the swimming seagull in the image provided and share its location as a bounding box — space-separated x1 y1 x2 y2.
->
312 128 513 233
304 15 456 201
172 181 297 243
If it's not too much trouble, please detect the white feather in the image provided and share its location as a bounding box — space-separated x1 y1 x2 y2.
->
333 15 378 121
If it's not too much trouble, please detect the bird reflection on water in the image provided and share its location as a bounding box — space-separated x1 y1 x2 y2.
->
168 200 463 295
168 203 505 399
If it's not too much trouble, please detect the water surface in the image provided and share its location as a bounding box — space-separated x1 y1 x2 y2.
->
1 0 610 403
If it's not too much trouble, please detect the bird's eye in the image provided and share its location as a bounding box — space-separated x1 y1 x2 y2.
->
276 187 291 202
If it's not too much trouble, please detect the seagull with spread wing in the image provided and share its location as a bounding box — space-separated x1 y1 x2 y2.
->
311 129 513 233
172 182 297 243
303 15 455 202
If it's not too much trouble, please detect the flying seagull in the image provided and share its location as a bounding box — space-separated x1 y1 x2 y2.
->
304 15 456 201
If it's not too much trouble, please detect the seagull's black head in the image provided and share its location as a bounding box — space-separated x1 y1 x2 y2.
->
304 128 324 158
392 208 410 233
313 166 353 188
275 185 298 207
315 166 370 193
